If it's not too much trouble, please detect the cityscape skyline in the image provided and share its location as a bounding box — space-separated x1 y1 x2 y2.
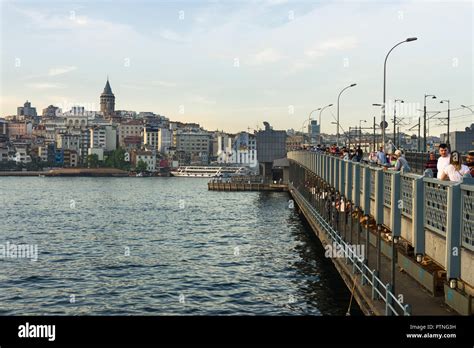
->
1 0 472 135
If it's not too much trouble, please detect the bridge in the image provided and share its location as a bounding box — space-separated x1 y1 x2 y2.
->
287 150 474 315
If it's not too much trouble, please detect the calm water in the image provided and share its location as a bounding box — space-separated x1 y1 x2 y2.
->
0 177 360 315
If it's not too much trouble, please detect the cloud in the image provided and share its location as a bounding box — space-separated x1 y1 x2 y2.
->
48 66 77 76
305 36 358 58
119 84 146 90
26 83 64 89
189 95 216 105
249 48 283 65
152 80 177 88
159 29 189 43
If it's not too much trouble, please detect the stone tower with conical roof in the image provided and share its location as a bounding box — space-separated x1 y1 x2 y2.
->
100 78 115 117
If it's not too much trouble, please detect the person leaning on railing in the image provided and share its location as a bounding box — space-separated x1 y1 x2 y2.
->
436 143 451 179
439 151 470 182
386 150 411 172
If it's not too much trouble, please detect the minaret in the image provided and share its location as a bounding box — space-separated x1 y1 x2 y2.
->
100 77 115 117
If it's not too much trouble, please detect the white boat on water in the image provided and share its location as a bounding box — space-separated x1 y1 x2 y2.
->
170 166 250 178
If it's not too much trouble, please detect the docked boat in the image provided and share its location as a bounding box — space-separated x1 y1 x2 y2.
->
170 166 250 178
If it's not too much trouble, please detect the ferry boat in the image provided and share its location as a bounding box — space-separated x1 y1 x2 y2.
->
170 166 250 178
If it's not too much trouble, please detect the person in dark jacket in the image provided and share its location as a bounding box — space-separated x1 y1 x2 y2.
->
425 152 438 178
466 150 474 178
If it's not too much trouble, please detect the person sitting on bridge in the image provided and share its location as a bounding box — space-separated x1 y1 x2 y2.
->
440 151 470 182
425 152 438 178
436 143 451 179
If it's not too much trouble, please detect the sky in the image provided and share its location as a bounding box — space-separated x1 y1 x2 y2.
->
0 0 472 136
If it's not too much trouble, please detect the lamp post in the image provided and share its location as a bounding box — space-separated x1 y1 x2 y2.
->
461 104 473 113
440 99 450 148
318 104 333 145
424 94 436 152
393 99 404 147
373 103 383 151
337 84 357 147
382 38 417 150
359 120 367 148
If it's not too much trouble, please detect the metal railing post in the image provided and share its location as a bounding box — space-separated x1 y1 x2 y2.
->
446 183 461 282
413 175 425 259
390 172 401 294
374 169 384 274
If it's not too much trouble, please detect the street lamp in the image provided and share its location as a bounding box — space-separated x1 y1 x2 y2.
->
319 104 333 145
359 120 367 148
393 99 404 147
424 94 436 151
337 83 357 147
382 37 417 150
440 99 450 148
373 104 383 151
461 104 474 113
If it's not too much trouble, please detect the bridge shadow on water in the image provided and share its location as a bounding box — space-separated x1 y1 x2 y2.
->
253 191 363 316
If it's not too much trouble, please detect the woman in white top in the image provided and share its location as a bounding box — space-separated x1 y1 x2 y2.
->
440 151 470 182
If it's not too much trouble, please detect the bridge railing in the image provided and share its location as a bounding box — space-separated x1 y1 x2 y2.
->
290 182 411 315
288 150 474 290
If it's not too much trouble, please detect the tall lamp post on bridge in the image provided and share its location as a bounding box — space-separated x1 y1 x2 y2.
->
440 99 451 149
423 94 436 152
461 104 474 113
382 38 417 150
318 104 333 145
359 119 367 148
373 103 383 151
337 83 357 148
393 99 404 147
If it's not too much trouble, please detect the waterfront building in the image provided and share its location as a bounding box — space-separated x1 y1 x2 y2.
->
216 132 257 168
157 128 172 154
256 121 287 177
174 130 211 165
7 121 32 139
89 125 117 151
56 133 82 153
143 126 159 150
308 120 320 145
131 149 156 172
118 120 143 148
12 146 31 164
63 149 78 167
37 145 48 162
17 101 37 119
42 105 61 118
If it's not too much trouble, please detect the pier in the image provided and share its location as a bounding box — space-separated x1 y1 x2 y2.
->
288 151 474 315
208 181 287 192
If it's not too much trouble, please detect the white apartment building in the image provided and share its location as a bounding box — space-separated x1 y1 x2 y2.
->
56 133 81 152
13 147 31 164
158 128 172 154
89 125 116 151
134 150 156 172
217 132 257 168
